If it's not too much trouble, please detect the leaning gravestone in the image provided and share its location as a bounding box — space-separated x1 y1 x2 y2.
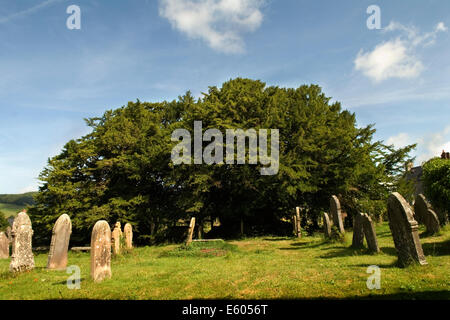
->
0 232 9 259
111 222 123 255
47 214 72 270
387 192 427 267
10 211 35 273
414 194 440 234
330 195 345 234
124 223 133 249
186 217 196 246
90 220 112 282
352 213 365 248
323 212 332 239
361 213 380 253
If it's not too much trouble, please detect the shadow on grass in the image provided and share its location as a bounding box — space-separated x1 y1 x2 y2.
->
422 239 450 256
319 247 369 259
350 262 398 269
278 241 328 251
380 247 397 256
52 278 86 286
263 237 293 241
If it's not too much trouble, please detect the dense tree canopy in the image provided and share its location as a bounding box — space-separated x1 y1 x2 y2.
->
29 78 415 245
422 157 450 224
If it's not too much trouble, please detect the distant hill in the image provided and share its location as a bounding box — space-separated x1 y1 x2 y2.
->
0 192 37 206
0 192 37 218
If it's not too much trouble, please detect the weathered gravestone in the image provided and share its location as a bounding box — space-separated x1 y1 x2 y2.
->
295 207 301 238
186 217 196 246
323 212 332 239
6 226 12 243
352 213 365 248
90 220 112 282
111 222 123 255
47 214 72 270
330 195 345 234
414 194 440 234
124 223 133 249
10 211 35 273
387 192 427 267
361 213 380 253
0 232 9 259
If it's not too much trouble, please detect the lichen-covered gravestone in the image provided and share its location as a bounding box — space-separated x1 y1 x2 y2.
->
0 232 9 259
186 217 196 246
361 213 380 253
387 192 427 267
414 194 440 234
9 211 35 273
330 195 345 234
323 212 332 239
47 214 72 270
90 220 112 282
124 223 133 249
352 213 365 248
111 222 123 255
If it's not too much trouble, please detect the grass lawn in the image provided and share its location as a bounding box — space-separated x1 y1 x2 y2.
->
0 203 23 218
0 222 449 300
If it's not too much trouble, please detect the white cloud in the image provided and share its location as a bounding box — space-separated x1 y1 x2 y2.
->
385 127 450 165
159 0 264 53
386 132 412 148
354 21 447 82
416 126 450 164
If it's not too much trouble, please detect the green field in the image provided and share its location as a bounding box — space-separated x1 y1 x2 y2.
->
0 222 449 300
0 203 24 218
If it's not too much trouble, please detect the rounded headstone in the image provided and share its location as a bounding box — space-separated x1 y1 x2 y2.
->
323 212 331 239
90 220 112 282
414 194 440 234
330 195 345 234
9 211 35 273
387 192 427 267
47 214 72 270
0 232 9 259
124 223 133 249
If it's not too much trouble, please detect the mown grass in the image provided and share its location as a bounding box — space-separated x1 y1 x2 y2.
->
0 223 449 300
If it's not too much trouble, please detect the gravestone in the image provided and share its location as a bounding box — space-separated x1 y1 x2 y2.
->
0 232 9 259
9 211 35 273
186 217 196 246
361 213 380 253
111 222 123 255
351 213 365 248
6 226 12 243
91 220 112 282
295 207 301 238
414 194 440 234
292 214 297 236
124 223 133 249
323 212 332 238
330 195 345 234
387 192 427 267
47 214 72 270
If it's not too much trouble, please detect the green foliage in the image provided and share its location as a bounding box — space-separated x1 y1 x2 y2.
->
422 158 450 221
328 225 346 243
28 78 415 245
0 212 8 231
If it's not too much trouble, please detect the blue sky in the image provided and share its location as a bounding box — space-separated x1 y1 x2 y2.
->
0 0 449 194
